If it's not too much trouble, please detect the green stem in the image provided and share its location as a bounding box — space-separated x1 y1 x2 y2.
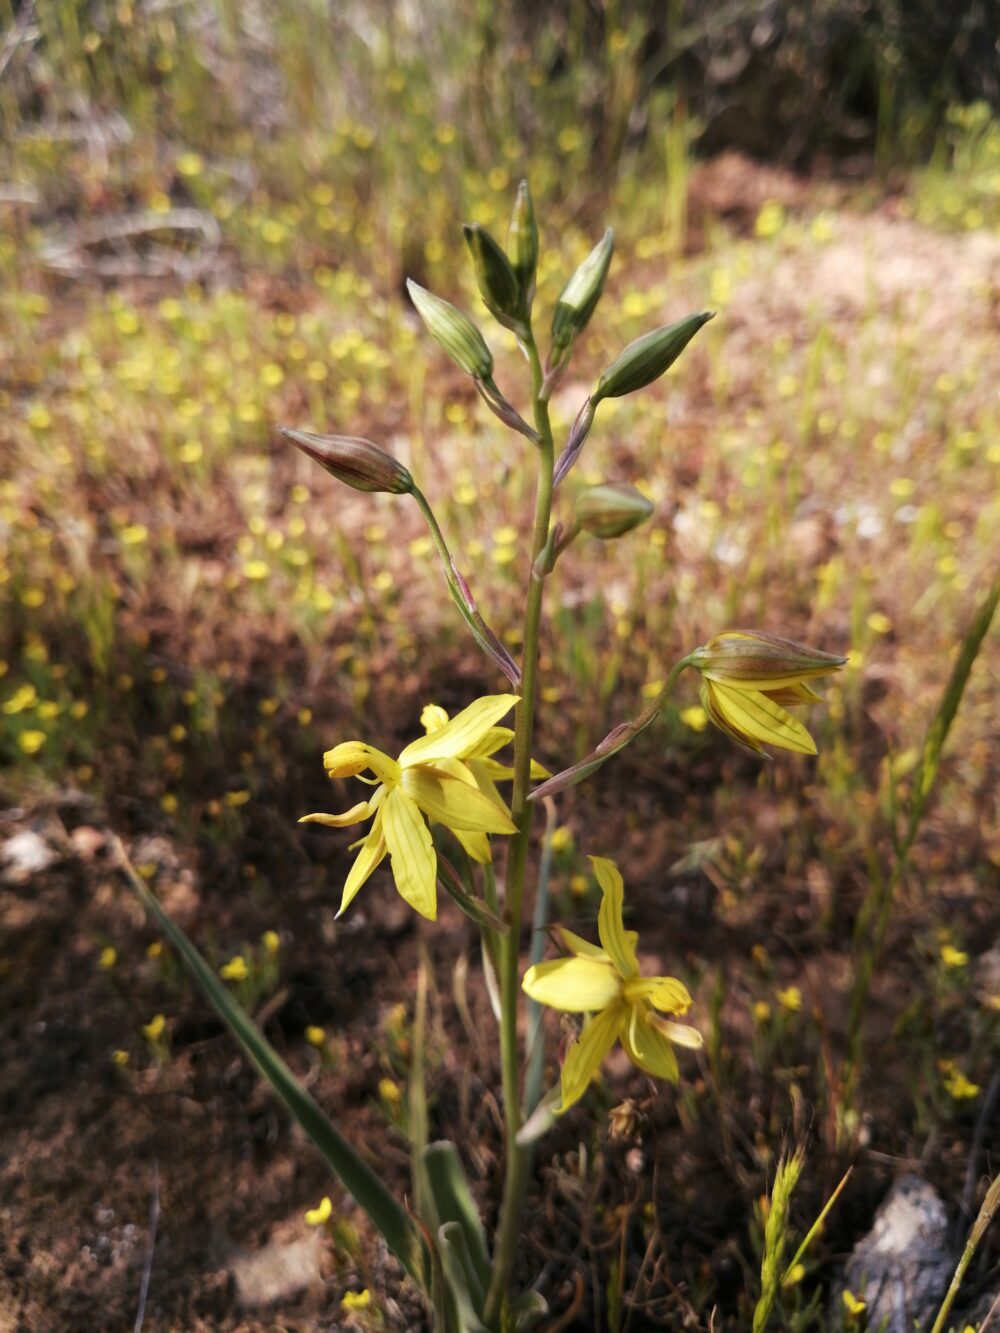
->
484 329 554 1328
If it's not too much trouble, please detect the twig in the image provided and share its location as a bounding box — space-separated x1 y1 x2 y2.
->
956 1069 1000 1242
133 1160 160 1333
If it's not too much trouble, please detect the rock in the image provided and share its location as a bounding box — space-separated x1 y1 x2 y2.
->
230 1231 322 1309
0 830 59 884
835 1175 953 1332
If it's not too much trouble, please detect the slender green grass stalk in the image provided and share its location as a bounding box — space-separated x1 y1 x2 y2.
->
781 1166 852 1287
929 1172 1000 1333
753 1147 805 1333
846 570 1000 1086
483 325 555 1327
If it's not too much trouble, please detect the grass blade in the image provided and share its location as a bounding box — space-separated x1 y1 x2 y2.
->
116 839 426 1285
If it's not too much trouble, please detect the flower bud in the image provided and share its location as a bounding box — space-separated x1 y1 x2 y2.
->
550 227 614 360
593 312 713 402
463 223 525 331
575 483 654 539
691 630 847 690
507 179 538 306
406 279 493 379
281 428 413 495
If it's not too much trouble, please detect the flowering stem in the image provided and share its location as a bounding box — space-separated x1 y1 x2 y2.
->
484 328 554 1327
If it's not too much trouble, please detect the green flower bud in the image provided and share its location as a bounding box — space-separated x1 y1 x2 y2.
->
281 428 413 495
406 279 493 379
593 312 714 402
550 227 614 359
507 180 538 306
575 482 654 539
463 223 524 331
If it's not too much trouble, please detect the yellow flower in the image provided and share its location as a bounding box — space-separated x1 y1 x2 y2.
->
691 630 846 755
776 986 802 1013
304 1196 332 1226
522 857 701 1112
143 1014 166 1041
341 1289 372 1311
305 1025 326 1046
940 944 968 969
842 1289 866 1316
300 695 521 920
98 946 117 971
220 955 249 982
943 1068 980 1100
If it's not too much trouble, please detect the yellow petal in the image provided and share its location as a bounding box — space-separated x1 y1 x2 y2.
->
323 741 401 785
710 681 817 755
764 681 823 706
402 767 516 834
420 703 450 733
557 1003 624 1112
623 976 693 1015
339 812 387 916
703 671 829 692
462 725 514 759
591 857 639 978
647 1013 703 1048
522 957 621 1012
381 787 437 919
554 926 607 959
620 1007 679 1082
398 694 519 767
452 828 492 863
299 799 373 828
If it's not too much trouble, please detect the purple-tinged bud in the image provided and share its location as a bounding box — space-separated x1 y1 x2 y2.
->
281 428 413 495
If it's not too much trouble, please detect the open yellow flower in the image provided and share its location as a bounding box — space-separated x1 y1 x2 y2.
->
300 694 519 920
691 629 846 755
522 857 701 1112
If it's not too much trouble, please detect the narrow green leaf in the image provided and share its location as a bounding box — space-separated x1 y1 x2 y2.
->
438 1222 489 1332
422 1142 491 1297
117 842 426 1284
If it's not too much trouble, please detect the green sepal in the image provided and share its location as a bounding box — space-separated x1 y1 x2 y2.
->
464 223 525 332
550 227 614 361
507 180 538 307
407 279 494 379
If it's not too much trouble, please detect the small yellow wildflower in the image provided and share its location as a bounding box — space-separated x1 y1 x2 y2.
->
220 955 249 982
341 1289 372 1311
305 1025 326 1047
18 730 46 755
842 1290 866 1316
550 826 573 853
262 930 280 955
147 941 163 959
944 1068 980 1100
753 1000 771 1023
378 1077 402 1104
940 944 968 969
776 986 803 1013
300 695 522 920
304 1196 332 1226
143 1014 166 1041
680 705 709 732
691 630 846 756
98 946 117 971
112 1049 130 1067
522 857 701 1112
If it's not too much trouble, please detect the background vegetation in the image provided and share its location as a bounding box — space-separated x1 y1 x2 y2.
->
1 1 998 1328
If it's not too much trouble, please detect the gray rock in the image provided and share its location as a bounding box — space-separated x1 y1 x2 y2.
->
0 829 59 883
230 1231 323 1309
836 1175 953 1332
